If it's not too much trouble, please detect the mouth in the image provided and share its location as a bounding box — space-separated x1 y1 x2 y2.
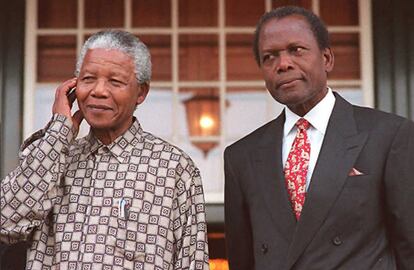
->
86 104 112 111
276 78 302 89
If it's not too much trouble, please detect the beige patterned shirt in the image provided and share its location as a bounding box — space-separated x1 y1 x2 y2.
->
0 115 209 270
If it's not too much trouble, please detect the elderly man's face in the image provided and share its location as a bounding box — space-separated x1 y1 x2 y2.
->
76 48 147 136
258 15 334 116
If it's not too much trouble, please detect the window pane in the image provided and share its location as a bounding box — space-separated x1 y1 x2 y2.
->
272 0 312 10
84 0 124 28
329 33 360 80
135 87 173 138
132 0 171 27
179 35 219 81
334 87 364 106
38 0 77 28
34 84 58 130
140 35 172 81
226 87 275 140
227 35 261 80
37 36 77 82
320 0 359 26
226 0 264 26
179 0 217 27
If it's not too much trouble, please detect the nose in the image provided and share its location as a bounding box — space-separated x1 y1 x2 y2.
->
276 51 294 73
91 80 110 97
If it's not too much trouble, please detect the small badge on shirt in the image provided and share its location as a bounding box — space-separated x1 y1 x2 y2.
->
118 198 130 219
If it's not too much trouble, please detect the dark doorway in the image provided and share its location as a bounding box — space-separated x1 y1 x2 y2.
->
0 1 25 269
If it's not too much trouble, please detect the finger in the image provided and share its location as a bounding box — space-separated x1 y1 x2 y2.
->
53 78 78 116
65 77 78 95
56 77 77 98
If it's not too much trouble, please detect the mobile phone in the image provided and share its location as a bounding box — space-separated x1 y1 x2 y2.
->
67 87 76 105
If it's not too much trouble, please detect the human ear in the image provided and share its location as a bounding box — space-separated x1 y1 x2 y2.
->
322 47 334 73
136 82 149 106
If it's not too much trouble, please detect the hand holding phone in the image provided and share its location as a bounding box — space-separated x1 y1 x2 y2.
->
52 78 83 136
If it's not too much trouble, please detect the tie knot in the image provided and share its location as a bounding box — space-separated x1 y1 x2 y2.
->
296 118 310 130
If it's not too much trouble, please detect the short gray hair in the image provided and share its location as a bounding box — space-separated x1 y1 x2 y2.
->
75 30 152 84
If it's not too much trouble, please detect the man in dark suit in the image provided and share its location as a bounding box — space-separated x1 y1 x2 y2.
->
224 6 414 270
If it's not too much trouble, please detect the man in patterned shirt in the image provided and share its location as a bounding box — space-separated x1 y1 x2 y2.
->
1 30 209 269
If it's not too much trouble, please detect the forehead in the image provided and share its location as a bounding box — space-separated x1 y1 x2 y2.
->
81 48 134 71
259 15 317 47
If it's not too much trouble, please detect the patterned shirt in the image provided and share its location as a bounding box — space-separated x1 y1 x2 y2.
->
0 115 209 270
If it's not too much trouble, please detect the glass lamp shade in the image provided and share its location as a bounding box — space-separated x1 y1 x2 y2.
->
184 95 220 156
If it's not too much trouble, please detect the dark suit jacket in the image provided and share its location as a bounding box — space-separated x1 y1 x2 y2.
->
224 93 414 270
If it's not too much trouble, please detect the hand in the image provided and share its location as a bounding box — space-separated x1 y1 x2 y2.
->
52 78 84 135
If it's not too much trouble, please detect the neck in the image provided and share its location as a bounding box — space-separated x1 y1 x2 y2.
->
288 87 328 117
92 120 133 145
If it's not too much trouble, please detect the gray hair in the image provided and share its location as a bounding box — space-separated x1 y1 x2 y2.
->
75 30 152 84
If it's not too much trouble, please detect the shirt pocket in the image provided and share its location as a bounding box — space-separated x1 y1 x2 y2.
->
115 200 148 262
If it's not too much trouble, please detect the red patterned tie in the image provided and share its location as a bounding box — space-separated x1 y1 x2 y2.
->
284 118 311 220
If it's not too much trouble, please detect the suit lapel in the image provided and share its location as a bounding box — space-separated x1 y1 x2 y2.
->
285 94 368 269
253 112 297 242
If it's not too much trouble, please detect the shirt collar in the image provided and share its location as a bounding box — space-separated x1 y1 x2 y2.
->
83 118 144 163
284 88 336 136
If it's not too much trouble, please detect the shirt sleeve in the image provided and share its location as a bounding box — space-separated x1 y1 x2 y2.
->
172 156 209 270
0 114 75 244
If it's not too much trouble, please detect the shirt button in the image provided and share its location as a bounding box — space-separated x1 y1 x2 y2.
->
261 244 268 254
125 251 134 261
332 236 342 246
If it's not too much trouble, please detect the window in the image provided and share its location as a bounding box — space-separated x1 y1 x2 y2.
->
25 0 373 203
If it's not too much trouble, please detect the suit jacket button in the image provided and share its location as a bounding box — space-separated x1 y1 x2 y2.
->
261 244 268 254
332 236 342 246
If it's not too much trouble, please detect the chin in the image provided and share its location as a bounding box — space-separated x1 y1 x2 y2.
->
84 117 112 130
271 92 301 106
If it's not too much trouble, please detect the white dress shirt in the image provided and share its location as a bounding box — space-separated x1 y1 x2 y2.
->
282 88 336 190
